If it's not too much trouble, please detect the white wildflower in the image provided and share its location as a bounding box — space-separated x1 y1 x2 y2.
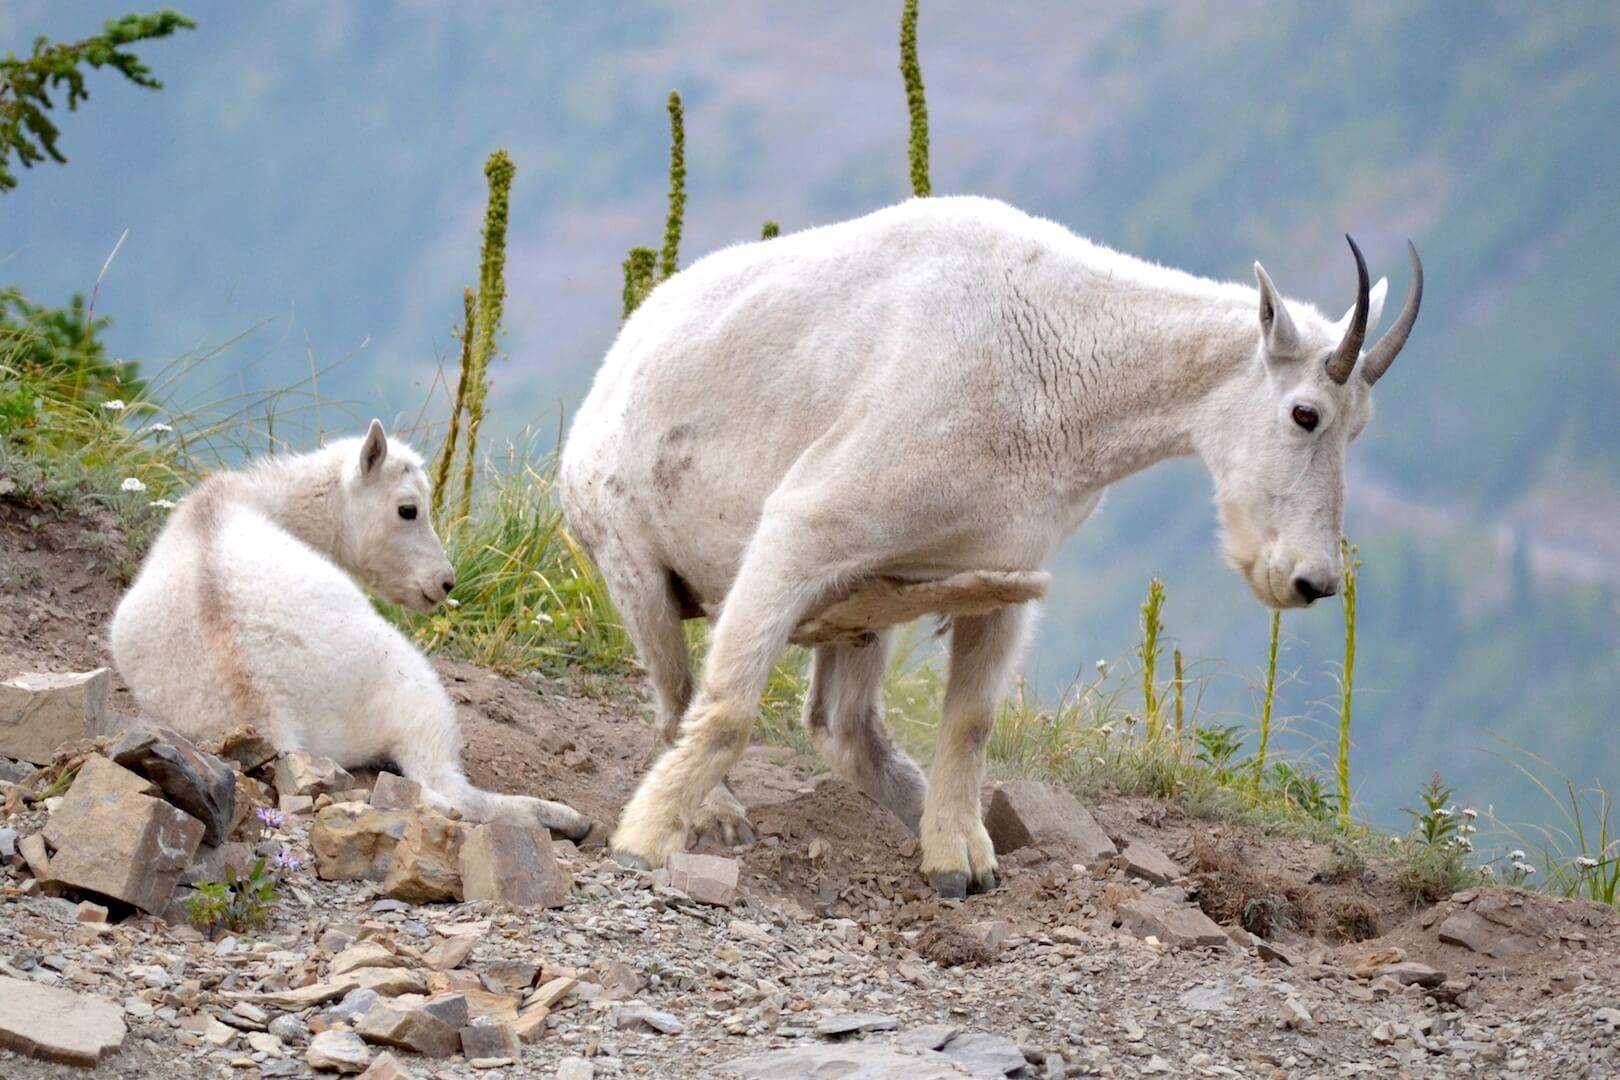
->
443 597 459 609
148 498 176 510
532 611 554 626
146 422 173 435
1478 864 1494 878
1462 807 1478 820
1576 856 1600 870
1097 724 1115 736
120 477 147 493
1454 836 1473 852
1123 713 1138 727
1094 659 1110 674
1434 806 1452 818
1512 860 1536 876
1509 849 1526 861
101 399 127 412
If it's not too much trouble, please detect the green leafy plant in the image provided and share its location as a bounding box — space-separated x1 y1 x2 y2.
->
0 8 196 192
1193 724 1246 786
1268 762 1334 822
1402 771 1461 847
760 220 780 240
184 858 279 933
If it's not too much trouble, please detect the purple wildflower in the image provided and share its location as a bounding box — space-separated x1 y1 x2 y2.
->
270 850 303 873
255 807 286 829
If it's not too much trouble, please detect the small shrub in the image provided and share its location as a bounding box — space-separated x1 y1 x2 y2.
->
184 858 279 933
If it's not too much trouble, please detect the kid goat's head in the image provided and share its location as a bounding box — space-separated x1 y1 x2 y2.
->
1211 237 1422 610
342 419 456 612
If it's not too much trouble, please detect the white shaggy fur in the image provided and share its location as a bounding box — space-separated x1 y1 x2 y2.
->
111 420 589 839
560 196 1420 894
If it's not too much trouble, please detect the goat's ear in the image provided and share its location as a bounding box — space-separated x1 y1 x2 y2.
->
1336 277 1388 340
360 419 388 481
1254 262 1299 356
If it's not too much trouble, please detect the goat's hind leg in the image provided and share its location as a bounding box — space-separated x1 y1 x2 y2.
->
921 603 1033 898
804 629 927 833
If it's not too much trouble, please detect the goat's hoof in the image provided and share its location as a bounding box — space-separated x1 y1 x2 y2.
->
611 851 652 871
969 868 997 895
930 871 970 899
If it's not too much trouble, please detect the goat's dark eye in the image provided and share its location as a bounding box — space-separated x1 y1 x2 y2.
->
1291 405 1320 432
398 506 417 521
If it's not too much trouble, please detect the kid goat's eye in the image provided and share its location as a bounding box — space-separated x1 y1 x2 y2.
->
1291 405 1319 432
398 506 417 521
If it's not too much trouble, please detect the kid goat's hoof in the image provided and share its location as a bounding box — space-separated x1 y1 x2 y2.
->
928 869 997 899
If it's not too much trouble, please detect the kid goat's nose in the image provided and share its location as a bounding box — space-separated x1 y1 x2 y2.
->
1292 575 1337 604
441 574 456 596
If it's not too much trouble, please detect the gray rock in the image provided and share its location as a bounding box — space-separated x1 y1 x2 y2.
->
369 771 422 811
666 851 739 907
1178 981 1232 1012
1108 893 1229 949
557 1058 595 1080
356 1004 459 1058
0 973 127 1066
110 725 238 845
940 1031 1028 1078
459 1021 520 1065
0 826 16 860
895 1024 959 1052
269 1014 311 1044
328 987 382 1022
0 758 31 784
275 750 355 798
726 1042 970 1079
418 994 470 1030
1437 901 1552 959
460 821 571 908
612 1005 684 1035
983 781 1117 864
816 1010 900 1037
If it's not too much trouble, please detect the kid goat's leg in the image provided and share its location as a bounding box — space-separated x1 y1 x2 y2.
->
804 630 927 833
611 509 852 868
921 603 1033 898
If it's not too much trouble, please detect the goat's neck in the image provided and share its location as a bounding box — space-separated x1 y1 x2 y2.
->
246 455 352 568
1048 286 1258 491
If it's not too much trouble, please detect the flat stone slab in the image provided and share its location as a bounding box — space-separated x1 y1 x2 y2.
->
726 1041 973 1079
703 570 1049 648
0 974 127 1066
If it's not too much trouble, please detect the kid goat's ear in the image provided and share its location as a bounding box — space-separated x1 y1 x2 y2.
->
360 418 388 480
1253 261 1300 356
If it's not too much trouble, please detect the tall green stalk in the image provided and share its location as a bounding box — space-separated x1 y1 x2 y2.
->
1337 537 1360 827
458 149 515 521
1173 647 1185 739
432 287 476 520
899 0 930 197
660 91 686 281
1254 609 1280 791
1139 578 1165 740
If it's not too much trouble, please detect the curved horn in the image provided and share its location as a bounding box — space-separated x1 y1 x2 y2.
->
1324 235 1370 385
1360 241 1423 386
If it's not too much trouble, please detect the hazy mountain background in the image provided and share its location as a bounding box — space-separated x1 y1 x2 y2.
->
5 1 1617 834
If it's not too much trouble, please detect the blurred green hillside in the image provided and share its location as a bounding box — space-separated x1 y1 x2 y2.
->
3 1 1616 830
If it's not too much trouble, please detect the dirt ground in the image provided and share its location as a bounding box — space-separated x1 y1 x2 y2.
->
3 489 1619 1078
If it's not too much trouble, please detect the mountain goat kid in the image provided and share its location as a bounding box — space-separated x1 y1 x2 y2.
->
111 420 590 839
561 195 1421 896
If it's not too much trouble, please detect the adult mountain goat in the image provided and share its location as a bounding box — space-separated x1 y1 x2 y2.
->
560 196 1421 896
111 421 590 839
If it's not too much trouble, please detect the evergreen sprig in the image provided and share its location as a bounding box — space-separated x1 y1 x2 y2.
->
0 9 196 192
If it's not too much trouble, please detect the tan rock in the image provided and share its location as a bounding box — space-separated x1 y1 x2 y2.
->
306 1029 372 1073
228 773 274 841
381 807 464 903
231 980 360 1009
215 725 279 773
42 755 157 845
1350 946 1406 978
275 750 355 798
983 780 1117 864
427 971 483 996
330 941 408 977
1118 841 1183 886
460 821 569 908
512 1004 549 1042
45 767 206 912
74 900 108 923
0 974 126 1066
310 803 412 881
423 936 476 972
525 976 578 1012
355 1005 458 1058
370 772 422 811
357 1050 419 1080
0 668 110 765
110 725 237 845
18 831 51 881
350 967 428 997
666 851 739 907
460 989 520 1022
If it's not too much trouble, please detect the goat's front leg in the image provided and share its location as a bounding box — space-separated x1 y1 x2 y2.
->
921 604 1033 897
611 512 847 868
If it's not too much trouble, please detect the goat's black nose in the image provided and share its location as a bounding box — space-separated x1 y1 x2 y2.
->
442 577 456 596
1293 576 1337 604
